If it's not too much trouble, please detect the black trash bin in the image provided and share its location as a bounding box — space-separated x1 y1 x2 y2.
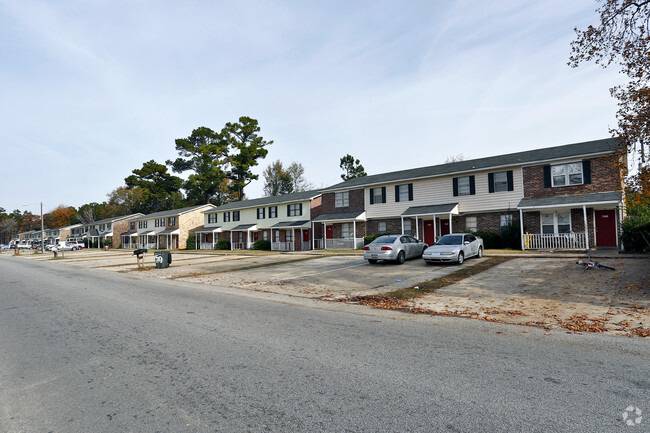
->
154 251 171 269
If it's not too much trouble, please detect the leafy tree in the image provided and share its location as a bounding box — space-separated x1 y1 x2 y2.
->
444 154 467 163
0 218 17 244
221 116 272 200
263 160 294 196
104 186 146 216
124 160 184 213
76 202 105 224
286 162 314 192
340 154 367 180
167 126 230 205
570 0 649 164
48 205 77 228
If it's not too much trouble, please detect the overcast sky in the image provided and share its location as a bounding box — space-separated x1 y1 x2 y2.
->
1 0 621 216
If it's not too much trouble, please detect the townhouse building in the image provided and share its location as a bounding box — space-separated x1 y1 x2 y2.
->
125 204 215 250
80 213 144 248
315 138 625 250
198 190 322 251
44 223 82 245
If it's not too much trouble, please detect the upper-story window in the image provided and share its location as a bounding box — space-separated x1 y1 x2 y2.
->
552 163 583 187
453 175 475 196
369 187 386 204
233 211 240 221
130 222 136 230
287 204 302 217
395 184 413 202
335 191 349 207
257 208 265 219
269 206 278 218
208 213 217 224
168 216 176 226
223 212 231 222
155 218 165 227
489 171 513 193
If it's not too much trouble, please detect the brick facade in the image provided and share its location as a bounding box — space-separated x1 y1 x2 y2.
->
522 154 624 199
320 189 365 214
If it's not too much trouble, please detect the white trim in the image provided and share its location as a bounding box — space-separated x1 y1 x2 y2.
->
593 210 597 247
540 210 572 235
583 205 589 249
518 200 620 210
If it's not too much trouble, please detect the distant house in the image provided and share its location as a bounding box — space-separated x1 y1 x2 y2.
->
82 213 144 248
315 138 625 250
126 204 215 250
44 223 82 246
199 190 322 251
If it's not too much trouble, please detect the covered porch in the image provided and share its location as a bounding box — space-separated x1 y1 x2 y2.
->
311 211 366 250
137 231 157 249
401 203 459 246
518 192 623 250
230 224 257 250
121 231 138 248
195 227 222 250
157 228 180 250
269 220 311 251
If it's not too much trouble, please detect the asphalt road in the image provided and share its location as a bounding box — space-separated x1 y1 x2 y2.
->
0 256 648 432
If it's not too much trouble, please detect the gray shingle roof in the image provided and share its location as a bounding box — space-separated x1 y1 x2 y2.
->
517 191 622 208
231 224 257 230
91 213 144 225
401 203 459 216
204 190 321 213
323 138 621 191
312 211 365 222
270 220 311 228
132 204 215 221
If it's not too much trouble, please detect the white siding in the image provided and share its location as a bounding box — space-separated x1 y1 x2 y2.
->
212 200 312 231
365 169 523 218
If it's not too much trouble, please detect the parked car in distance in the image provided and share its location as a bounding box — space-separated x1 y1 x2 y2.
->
17 243 32 249
0 244 8 249
422 233 483 265
363 234 428 264
56 241 80 251
67 240 84 249
45 244 56 251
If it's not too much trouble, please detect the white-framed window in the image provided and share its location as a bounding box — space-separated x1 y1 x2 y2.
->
335 191 349 208
167 217 175 226
372 188 384 204
285 230 293 242
377 221 387 233
288 204 302 216
396 184 411 202
493 172 508 192
552 163 583 187
403 219 412 235
263 230 268 241
269 206 278 218
457 176 471 196
208 213 217 224
500 215 513 227
274 230 280 242
233 211 240 221
541 212 571 234
257 208 265 219
465 216 477 232
223 212 231 222
341 223 354 239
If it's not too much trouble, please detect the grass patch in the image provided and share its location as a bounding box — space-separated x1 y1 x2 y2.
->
342 256 514 310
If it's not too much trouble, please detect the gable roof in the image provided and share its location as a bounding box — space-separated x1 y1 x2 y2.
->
91 213 144 225
322 138 621 191
204 190 321 213
133 204 215 221
517 191 623 209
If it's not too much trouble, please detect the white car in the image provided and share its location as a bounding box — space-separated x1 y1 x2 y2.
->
56 241 80 251
422 233 484 265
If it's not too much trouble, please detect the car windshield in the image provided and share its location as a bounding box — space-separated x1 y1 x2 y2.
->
373 236 397 244
435 235 463 246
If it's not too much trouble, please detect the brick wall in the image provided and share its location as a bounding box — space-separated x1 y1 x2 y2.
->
310 195 323 219
320 189 365 215
181 209 208 249
522 154 624 199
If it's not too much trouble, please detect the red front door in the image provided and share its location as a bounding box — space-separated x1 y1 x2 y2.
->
424 221 434 246
303 230 310 243
326 226 333 239
439 219 450 236
596 210 617 247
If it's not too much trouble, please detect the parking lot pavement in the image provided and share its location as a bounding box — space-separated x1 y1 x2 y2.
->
179 255 487 298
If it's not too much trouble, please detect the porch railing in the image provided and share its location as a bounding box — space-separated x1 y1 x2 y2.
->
325 238 363 250
314 239 324 249
231 242 246 250
199 242 214 250
523 232 587 250
272 241 294 252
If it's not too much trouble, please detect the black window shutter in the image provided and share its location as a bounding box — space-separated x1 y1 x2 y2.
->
381 187 386 203
507 170 514 191
299 203 303 215
469 176 475 195
408 183 413 201
370 188 375 205
488 173 495 193
287 204 291 216
395 185 400 202
582 160 591 184
453 178 459 197
543 166 551 188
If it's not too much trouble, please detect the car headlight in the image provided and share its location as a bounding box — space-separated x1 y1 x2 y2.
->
439 251 456 255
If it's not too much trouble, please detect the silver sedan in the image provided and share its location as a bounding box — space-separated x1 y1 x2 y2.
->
363 234 428 264
422 233 484 265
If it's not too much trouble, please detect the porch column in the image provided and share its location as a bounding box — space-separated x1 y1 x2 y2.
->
583 205 589 250
519 209 525 250
247 230 251 249
229 231 233 250
433 215 437 241
415 216 419 239
353 220 357 250
618 204 624 250
300 228 303 251
324 223 327 250
401 216 404 234
593 211 597 248
449 213 453 234
312 223 315 250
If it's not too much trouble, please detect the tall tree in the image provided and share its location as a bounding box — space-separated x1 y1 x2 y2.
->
167 126 230 205
104 186 146 216
569 0 649 165
220 116 272 200
0 218 17 244
263 160 294 196
286 162 314 192
48 205 77 228
125 160 184 213
339 154 367 180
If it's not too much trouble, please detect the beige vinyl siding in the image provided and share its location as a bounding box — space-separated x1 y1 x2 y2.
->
364 169 523 218
210 200 312 231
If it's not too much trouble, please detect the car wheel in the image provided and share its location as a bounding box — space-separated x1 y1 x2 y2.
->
368 259 377 264
396 251 405 265
457 252 464 265
477 247 483 258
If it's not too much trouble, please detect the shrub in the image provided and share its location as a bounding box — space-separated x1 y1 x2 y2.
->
364 232 389 245
473 231 502 249
253 239 272 250
621 207 650 252
186 234 196 250
216 238 231 250
499 221 521 250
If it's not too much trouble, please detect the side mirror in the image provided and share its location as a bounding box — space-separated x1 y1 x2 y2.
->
464 241 470 245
